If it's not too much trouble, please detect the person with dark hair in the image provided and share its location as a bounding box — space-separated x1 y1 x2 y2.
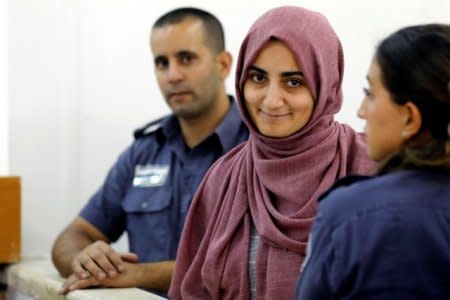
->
169 6 373 299
52 7 248 295
296 24 450 299
153 7 225 54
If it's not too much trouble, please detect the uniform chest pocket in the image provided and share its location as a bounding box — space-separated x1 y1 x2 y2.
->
122 188 173 261
122 187 172 213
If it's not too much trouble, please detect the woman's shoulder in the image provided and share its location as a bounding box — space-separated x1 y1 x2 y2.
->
318 170 450 228
316 174 374 226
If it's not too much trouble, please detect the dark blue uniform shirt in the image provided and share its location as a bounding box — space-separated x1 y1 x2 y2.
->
80 97 248 263
296 169 450 300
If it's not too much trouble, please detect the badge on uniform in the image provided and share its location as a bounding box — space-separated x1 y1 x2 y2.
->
133 164 170 187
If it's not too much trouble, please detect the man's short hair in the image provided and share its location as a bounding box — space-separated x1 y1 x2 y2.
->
152 7 225 54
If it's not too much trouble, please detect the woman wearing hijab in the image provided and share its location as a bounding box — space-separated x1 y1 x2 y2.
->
296 24 450 299
169 6 374 299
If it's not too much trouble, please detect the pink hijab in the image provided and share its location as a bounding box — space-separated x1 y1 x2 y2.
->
170 6 373 299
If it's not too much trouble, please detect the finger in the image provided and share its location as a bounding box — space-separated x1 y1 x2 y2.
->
90 251 119 278
119 252 138 263
79 254 107 281
96 246 124 276
72 258 90 279
59 274 79 295
68 277 100 292
74 241 113 279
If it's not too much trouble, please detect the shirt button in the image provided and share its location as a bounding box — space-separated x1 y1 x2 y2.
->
141 202 148 209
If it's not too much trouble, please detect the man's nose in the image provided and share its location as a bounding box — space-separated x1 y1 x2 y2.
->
168 63 184 83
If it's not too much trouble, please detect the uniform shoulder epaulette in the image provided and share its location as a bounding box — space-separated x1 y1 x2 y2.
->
133 116 167 139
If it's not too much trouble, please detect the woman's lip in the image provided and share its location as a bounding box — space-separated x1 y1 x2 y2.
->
259 110 290 118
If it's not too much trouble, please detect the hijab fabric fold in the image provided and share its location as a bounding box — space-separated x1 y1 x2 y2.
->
170 6 374 299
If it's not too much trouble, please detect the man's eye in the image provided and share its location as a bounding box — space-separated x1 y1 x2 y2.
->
154 58 168 69
181 55 193 65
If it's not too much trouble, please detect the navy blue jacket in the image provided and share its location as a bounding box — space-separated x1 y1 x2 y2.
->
296 169 450 300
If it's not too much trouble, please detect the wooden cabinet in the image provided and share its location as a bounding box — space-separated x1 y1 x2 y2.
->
0 177 21 263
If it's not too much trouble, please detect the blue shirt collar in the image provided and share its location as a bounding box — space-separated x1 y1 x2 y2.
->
159 96 243 153
215 96 244 153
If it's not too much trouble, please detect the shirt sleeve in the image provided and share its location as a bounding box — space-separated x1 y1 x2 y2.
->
80 144 135 242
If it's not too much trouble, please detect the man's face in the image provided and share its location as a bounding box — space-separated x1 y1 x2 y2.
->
151 18 223 120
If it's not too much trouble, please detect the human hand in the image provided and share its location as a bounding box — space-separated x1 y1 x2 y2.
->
71 241 138 282
59 261 142 294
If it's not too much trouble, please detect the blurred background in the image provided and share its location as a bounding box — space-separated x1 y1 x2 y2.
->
1 0 449 259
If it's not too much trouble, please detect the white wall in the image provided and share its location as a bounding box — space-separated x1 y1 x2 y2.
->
0 0 7 175
9 0 450 258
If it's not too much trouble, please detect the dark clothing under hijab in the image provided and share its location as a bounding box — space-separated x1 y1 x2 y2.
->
170 6 374 300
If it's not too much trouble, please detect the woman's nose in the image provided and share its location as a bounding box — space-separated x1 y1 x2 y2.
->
357 99 367 119
263 84 284 109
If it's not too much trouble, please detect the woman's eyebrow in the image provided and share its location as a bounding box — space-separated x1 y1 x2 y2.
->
281 71 304 77
248 65 267 75
248 65 303 77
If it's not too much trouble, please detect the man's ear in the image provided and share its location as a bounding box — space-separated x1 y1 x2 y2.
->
216 51 232 80
402 101 423 138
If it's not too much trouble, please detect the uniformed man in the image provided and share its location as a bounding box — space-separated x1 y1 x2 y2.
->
52 7 248 295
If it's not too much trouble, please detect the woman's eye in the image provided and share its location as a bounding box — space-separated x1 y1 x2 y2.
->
363 87 373 97
251 74 265 83
287 79 302 88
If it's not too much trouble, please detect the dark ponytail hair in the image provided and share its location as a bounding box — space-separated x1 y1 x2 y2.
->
376 24 450 174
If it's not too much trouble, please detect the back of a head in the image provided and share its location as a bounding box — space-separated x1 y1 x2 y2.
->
152 7 225 54
376 24 450 171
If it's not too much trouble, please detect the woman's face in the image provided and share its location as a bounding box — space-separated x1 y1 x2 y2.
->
357 58 407 161
243 40 314 138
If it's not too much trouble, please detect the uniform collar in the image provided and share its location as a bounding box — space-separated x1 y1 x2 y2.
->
318 174 372 203
159 114 180 142
214 96 244 153
159 96 244 153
